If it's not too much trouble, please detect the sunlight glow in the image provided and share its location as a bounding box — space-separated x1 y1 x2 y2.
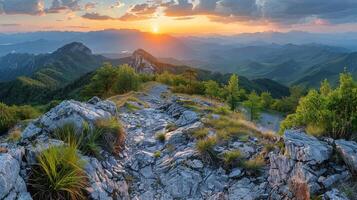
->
152 25 160 34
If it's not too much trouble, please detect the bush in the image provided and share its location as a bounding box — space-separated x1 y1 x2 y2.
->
28 145 88 200
0 103 17 133
0 103 41 134
279 72 357 139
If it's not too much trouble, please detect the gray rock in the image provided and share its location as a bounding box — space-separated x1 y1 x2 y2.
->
25 139 64 164
228 178 258 200
176 111 198 126
161 166 202 198
0 153 30 200
25 99 116 137
323 189 349 200
229 168 242 178
283 130 332 164
335 139 357 173
268 153 296 186
21 123 42 139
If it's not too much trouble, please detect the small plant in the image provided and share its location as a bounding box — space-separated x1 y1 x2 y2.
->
263 143 275 154
196 137 217 162
166 123 177 132
191 128 209 139
211 106 231 115
306 123 325 137
96 118 126 155
156 132 166 143
153 151 161 158
28 145 88 200
124 102 140 112
222 150 243 168
243 156 265 176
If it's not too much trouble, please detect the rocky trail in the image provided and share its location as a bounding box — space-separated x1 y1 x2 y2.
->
0 83 357 200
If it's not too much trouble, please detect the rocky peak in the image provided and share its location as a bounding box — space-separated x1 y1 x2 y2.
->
130 49 159 73
54 42 92 56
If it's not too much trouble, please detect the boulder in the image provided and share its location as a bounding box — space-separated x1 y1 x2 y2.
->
228 178 259 200
22 98 117 139
335 139 357 173
0 153 31 199
176 111 199 127
283 130 332 164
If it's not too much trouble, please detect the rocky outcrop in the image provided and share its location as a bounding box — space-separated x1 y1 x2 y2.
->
22 97 116 139
335 139 357 173
269 130 352 199
284 129 333 164
0 153 31 200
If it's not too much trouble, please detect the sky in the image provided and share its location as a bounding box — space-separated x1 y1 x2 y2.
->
1 0 357 35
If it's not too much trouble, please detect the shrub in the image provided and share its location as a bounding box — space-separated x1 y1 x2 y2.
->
0 103 17 133
156 132 166 142
222 150 243 168
28 145 88 200
96 118 126 155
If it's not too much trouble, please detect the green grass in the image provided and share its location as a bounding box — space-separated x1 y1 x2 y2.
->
155 132 166 142
28 145 88 200
95 118 126 155
153 151 161 158
124 102 141 112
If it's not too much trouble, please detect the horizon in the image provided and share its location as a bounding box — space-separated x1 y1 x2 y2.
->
1 0 357 35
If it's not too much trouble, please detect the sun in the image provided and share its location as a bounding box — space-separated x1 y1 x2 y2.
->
152 25 160 34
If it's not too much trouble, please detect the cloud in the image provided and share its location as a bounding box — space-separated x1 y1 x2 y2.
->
82 12 115 20
110 1 125 9
85 2 96 11
0 23 21 27
46 0 81 13
0 0 45 15
159 0 357 25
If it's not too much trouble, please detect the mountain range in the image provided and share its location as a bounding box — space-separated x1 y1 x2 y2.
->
0 42 289 105
0 29 356 88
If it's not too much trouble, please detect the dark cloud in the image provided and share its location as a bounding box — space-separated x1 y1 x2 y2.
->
46 0 81 13
82 12 115 20
0 0 44 15
160 0 357 25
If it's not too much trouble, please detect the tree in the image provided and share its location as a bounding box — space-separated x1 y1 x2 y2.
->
226 74 240 111
204 80 221 99
260 92 273 109
116 64 140 93
82 63 119 98
243 92 263 121
183 69 198 93
280 72 357 139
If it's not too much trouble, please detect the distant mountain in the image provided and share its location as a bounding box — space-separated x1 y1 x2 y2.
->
0 42 107 104
0 29 194 59
0 42 290 104
294 52 357 87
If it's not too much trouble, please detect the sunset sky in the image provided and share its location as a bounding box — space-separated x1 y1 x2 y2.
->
1 0 357 35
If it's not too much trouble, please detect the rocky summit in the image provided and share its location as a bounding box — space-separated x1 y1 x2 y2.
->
0 83 356 200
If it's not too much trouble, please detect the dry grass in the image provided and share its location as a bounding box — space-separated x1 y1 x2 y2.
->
243 156 265 176
191 128 210 139
196 136 217 163
95 118 126 155
222 150 244 168
0 146 7 153
7 128 22 142
155 132 166 142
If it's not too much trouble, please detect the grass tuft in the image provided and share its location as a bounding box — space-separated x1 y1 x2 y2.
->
155 132 166 143
28 145 88 200
95 118 126 155
196 137 217 163
191 128 209 139
153 151 161 158
7 128 22 142
243 156 265 176
222 150 244 168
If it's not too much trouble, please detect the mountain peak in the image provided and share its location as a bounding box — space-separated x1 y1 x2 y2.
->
54 42 92 55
